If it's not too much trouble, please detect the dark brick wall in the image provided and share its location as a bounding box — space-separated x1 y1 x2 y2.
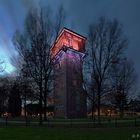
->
54 49 87 118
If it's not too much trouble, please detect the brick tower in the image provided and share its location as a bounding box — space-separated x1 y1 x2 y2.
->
51 27 86 118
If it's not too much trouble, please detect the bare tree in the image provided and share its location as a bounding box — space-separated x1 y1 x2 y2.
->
0 77 10 116
0 59 5 73
83 62 97 120
88 17 127 122
109 59 136 117
8 81 22 117
13 6 65 124
54 5 66 39
18 76 36 120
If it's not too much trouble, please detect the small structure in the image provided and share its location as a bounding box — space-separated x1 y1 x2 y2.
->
51 27 87 118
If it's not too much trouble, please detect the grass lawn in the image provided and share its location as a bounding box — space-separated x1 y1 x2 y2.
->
0 127 139 140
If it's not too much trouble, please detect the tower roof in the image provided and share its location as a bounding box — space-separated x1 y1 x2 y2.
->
51 27 86 59
55 27 87 42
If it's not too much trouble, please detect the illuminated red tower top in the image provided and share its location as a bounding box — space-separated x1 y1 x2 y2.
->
51 27 86 59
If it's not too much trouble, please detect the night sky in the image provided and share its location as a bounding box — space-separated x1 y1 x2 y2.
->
0 0 140 86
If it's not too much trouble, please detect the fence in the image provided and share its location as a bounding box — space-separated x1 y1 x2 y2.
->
0 116 140 128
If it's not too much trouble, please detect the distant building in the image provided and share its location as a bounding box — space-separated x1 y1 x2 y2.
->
51 27 87 118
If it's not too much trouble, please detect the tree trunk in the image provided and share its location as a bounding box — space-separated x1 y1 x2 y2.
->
44 80 47 121
91 101 95 121
39 83 43 125
24 93 27 123
97 87 101 124
43 74 48 121
119 106 124 118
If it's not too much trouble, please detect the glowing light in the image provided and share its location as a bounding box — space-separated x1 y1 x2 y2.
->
51 28 86 59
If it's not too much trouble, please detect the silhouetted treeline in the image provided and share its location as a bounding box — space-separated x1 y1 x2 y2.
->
84 17 137 120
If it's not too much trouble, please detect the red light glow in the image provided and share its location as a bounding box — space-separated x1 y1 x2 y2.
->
51 28 86 59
